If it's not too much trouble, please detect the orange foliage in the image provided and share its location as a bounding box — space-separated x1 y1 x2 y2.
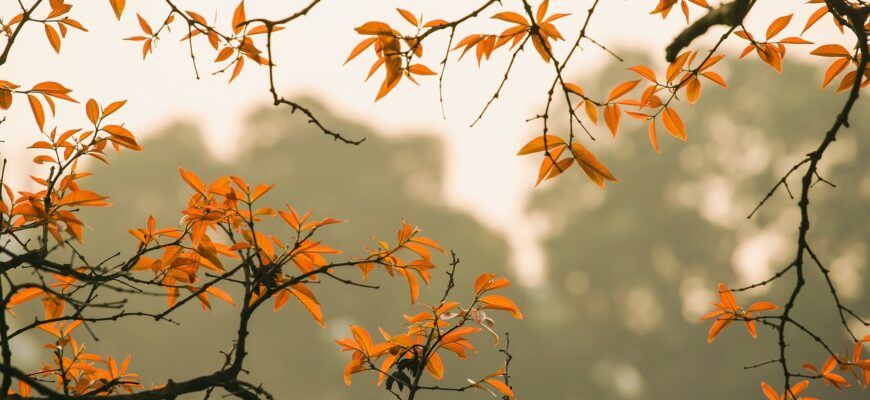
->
1 0 869 398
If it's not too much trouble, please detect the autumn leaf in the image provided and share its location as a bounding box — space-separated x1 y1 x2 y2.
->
289 283 325 327
396 8 418 27
608 80 640 102
701 283 778 343
564 82 584 96
492 12 529 26
479 295 523 319
137 16 154 40
55 190 110 208
810 44 851 58
661 107 687 140
0 88 12 110
484 378 516 400
45 24 61 53
570 142 617 188
648 120 660 153
701 71 727 88
408 64 437 75
802 5 828 34
821 58 850 89
109 0 125 20
516 135 565 155
103 124 142 150
603 104 621 136
628 65 657 82
685 76 701 104
761 380 810 400
86 98 100 124
32 81 77 102
205 286 235 306
355 21 395 36
425 351 444 379
27 95 45 132
8 287 44 307
232 1 246 33
179 167 207 196
344 37 377 64
766 14 793 40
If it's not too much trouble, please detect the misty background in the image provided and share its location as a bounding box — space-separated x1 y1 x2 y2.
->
5 56 870 399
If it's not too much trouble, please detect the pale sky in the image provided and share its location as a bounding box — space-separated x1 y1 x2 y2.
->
1 0 841 287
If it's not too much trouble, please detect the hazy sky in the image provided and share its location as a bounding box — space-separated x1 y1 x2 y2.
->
1 0 841 286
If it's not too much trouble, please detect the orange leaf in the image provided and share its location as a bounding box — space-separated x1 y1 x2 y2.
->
102 124 142 150
779 36 812 44
531 34 550 62
33 155 55 164
699 54 726 71
396 8 418 27
290 283 325 327
628 65 657 82
608 80 640 101
214 47 234 62
9 287 44 307
425 351 444 380
45 24 61 53
603 104 620 136
179 168 207 196
410 236 445 253
229 57 245 83
405 269 420 305
55 190 109 207
344 37 377 64
103 99 126 116
661 107 687 140
136 14 152 35
351 325 373 355
765 14 792 40
822 57 849 89
28 95 45 132
492 12 529 26
247 24 283 35
475 273 497 295
564 82 584 96
584 101 598 124
479 295 523 319
685 76 701 104
355 21 395 36
32 81 76 102
648 120 660 153
232 1 246 34
570 142 617 188
535 147 565 186
85 99 99 124
802 5 828 34
0 89 11 110
810 44 851 58
205 286 236 306
408 64 437 75
746 301 778 312
516 135 565 155
423 19 449 28
701 71 727 88
109 0 125 20
536 0 549 22
484 379 516 400
760 382 778 400
250 183 274 202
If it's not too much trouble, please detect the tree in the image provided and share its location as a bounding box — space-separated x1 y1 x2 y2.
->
0 0 867 399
